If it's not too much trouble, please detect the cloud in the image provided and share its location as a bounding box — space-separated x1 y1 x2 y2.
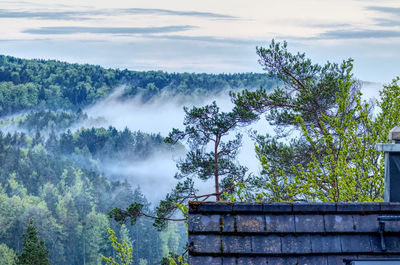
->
306 23 351 29
374 18 400 27
0 7 236 21
121 8 237 19
0 9 93 20
367 6 400 16
317 29 400 39
23 26 195 35
365 6 400 27
273 18 351 29
282 28 400 40
375 18 400 27
0 38 260 74
281 5 400 41
145 34 257 45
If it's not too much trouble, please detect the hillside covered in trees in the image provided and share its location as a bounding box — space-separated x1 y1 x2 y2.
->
0 55 276 115
0 55 278 265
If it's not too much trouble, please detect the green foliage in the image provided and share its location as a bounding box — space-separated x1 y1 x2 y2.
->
168 255 188 265
0 129 166 265
165 101 249 200
0 243 16 265
231 41 363 202
0 54 277 116
6 44 399 264
121 72 277 101
0 54 280 265
260 75 383 202
106 102 259 265
152 179 194 230
54 127 175 161
232 40 398 202
232 40 351 128
108 203 144 226
101 228 133 265
375 77 400 142
15 218 50 265
109 102 252 231
153 102 250 230
84 211 110 265
160 252 188 265
19 110 87 133
224 182 255 202
172 202 189 227
160 223 182 258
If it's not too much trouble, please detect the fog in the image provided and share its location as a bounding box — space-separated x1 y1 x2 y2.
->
102 152 182 203
0 81 384 204
72 86 259 203
74 86 235 134
71 81 383 204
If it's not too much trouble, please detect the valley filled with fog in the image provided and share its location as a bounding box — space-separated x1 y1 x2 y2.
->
66 81 384 203
0 54 388 265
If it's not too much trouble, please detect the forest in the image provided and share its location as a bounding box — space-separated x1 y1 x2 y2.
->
2 40 400 265
0 54 278 265
0 55 276 115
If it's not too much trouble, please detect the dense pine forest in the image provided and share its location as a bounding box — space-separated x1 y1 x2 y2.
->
0 55 277 265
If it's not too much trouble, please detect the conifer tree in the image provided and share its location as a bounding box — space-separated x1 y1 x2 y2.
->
231 40 399 202
16 218 49 265
109 101 252 230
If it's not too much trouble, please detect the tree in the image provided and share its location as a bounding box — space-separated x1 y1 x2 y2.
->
374 77 400 143
83 210 109 265
258 73 382 202
165 101 249 201
231 40 397 202
109 101 250 231
0 243 16 265
16 218 49 265
101 228 133 265
107 101 251 264
231 40 361 177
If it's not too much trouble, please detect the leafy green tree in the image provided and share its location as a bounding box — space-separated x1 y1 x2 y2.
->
374 77 400 143
56 191 81 264
232 40 398 202
119 225 133 252
101 228 133 265
0 125 166 265
0 243 16 265
258 73 383 202
232 40 362 182
160 223 181 258
83 211 109 265
16 218 49 265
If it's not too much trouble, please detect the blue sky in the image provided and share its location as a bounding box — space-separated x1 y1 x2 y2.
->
1 0 399 83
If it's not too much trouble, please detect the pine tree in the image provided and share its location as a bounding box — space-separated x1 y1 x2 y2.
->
16 218 49 265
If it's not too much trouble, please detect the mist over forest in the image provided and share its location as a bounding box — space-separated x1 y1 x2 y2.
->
1 0 399 263
0 55 281 265
0 52 387 265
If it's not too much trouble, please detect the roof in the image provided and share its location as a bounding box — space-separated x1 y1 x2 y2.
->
188 202 400 265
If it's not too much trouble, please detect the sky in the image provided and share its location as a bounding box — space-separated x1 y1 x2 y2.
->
0 0 399 83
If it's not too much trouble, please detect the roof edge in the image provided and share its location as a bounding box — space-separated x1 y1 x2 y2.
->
188 201 400 214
